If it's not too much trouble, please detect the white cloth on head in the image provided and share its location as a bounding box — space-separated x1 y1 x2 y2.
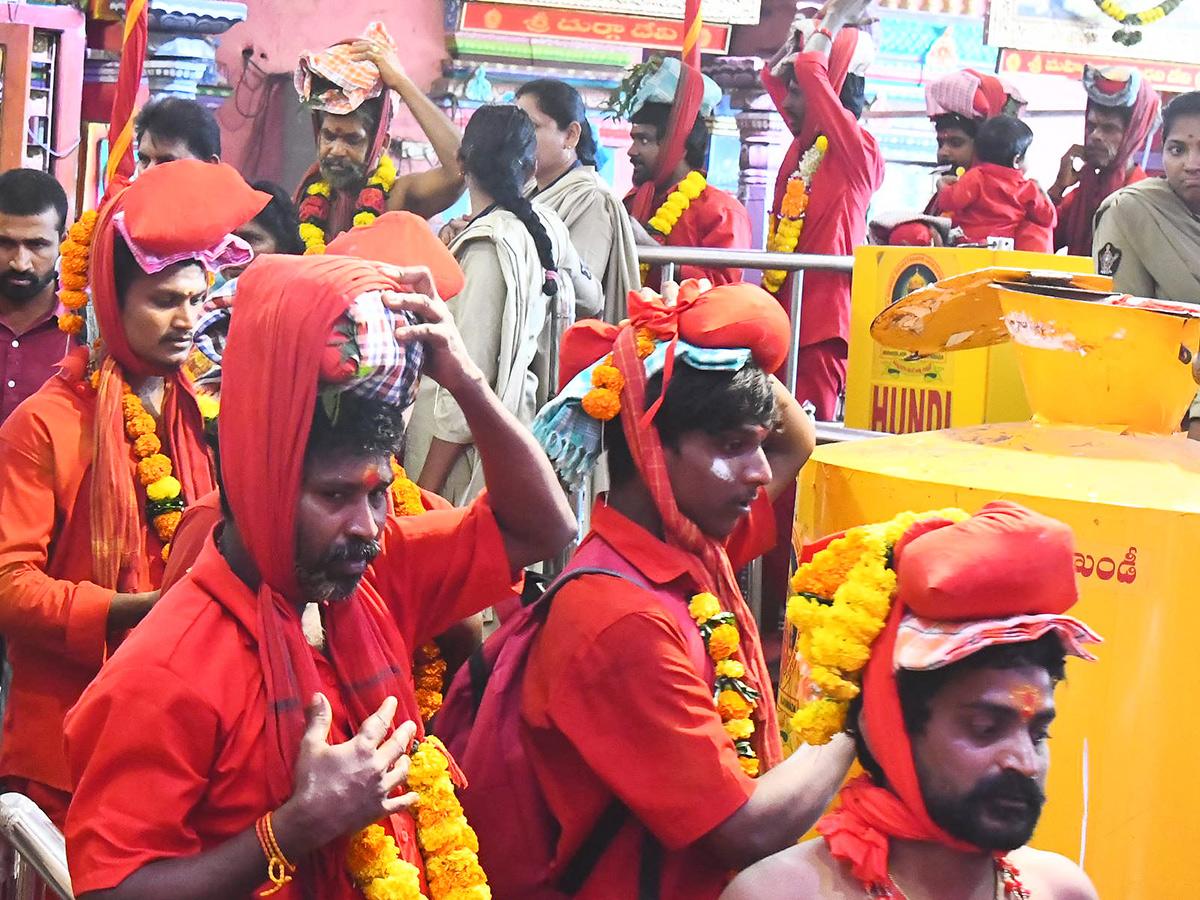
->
629 57 722 117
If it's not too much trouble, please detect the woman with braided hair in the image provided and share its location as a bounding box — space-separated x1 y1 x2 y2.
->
406 104 600 504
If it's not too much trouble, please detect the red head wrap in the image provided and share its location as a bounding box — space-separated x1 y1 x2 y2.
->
817 501 1083 888
87 160 268 589
326 210 465 300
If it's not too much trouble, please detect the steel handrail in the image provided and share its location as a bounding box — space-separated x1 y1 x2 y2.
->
0 793 73 900
636 244 854 272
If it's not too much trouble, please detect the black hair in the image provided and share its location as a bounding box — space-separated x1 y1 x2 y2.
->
1162 90 1200 142
0 168 68 233
111 234 203 307
849 633 1068 784
604 361 778 486
460 105 559 298
515 78 598 168
1085 98 1135 129
974 115 1034 167
629 101 710 171
932 112 980 140
306 391 404 464
134 96 222 161
248 180 305 256
839 73 867 120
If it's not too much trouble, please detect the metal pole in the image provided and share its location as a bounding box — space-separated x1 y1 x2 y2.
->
661 260 677 285
784 269 805 397
0 794 73 900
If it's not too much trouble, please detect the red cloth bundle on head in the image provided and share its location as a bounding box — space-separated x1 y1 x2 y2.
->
326 210 465 300
555 279 791 769
925 69 1027 123
219 254 431 897
817 501 1097 889
88 160 268 590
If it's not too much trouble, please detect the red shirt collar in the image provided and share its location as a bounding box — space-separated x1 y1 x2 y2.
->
588 498 704 587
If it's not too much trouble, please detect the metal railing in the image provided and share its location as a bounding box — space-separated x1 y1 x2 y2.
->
0 794 72 900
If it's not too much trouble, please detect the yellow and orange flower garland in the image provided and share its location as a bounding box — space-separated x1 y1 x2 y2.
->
347 737 490 900
58 210 99 335
300 155 398 255
762 135 828 295
579 328 656 422
688 592 762 778
639 170 707 284
785 508 969 746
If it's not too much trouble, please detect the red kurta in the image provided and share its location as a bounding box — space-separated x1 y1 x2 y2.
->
64 495 513 898
0 351 178 815
518 489 776 900
1054 164 1146 255
626 180 752 286
762 53 885 349
937 163 1057 253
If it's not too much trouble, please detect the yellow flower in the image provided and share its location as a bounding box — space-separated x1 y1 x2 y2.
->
738 756 761 777
688 592 721 623
809 664 860 701
647 215 672 234
418 816 480 855
590 364 625 393
715 659 745 679
307 182 331 197
371 154 398 193
353 211 378 229
408 739 452 790
145 476 182 503
791 698 847 745
815 135 829 153
195 393 220 421
581 387 621 421
426 848 488 890
717 689 754 720
137 453 173 486
362 865 422 900
723 717 755 741
707 623 740 661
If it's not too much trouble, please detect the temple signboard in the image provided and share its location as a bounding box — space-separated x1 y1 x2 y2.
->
999 49 1200 92
472 0 760 25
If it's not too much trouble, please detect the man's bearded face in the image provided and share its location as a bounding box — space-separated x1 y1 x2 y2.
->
295 452 391 603
911 666 1055 852
317 112 372 191
1083 105 1130 170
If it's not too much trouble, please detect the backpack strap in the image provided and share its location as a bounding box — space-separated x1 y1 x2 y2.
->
555 796 628 894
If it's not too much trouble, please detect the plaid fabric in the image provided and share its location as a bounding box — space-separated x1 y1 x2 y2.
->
294 20 393 115
326 290 423 408
895 612 1102 673
925 70 1025 120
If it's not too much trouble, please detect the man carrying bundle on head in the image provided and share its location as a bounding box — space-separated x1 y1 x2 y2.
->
0 160 268 826
64 250 576 900
723 502 1102 900
614 58 752 288
294 21 465 251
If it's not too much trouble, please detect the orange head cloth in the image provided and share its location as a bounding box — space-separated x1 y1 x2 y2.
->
326 210 465 300
88 160 269 590
557 279 790 770
219 253 430 896
817 501 1080 889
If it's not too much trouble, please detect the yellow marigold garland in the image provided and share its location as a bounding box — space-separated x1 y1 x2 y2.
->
580 329 656 422
301 155 398 255
58 210 99 335
763 136 828 295
689 592 762 778
639 170 707 284
347 737 491 900
785 508 969 746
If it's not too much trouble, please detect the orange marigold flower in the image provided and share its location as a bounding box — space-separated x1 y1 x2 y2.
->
416 671 444 692
590 364 625 393
581 387 620 421
347 824 397 883
717 689 754 721
723 717 755 741
161 543 171 563
153 511 183 542
58 313 84 335
60 272 88 291
707 623 740 661
137 453 173 485
126 412 157 438
738 756 761 777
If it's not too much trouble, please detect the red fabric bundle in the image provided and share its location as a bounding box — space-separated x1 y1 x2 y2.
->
326 210 465 300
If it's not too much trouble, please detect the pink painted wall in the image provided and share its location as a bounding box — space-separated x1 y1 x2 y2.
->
213 0 449 183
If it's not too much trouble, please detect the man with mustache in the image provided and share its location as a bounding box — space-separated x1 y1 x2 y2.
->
0 169 75 424
294 22 465 247
0 161 268 827
722 502 1101 900
63 252 576 900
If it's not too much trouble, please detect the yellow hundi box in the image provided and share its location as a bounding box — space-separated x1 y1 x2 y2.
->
795 270 1200 900
844 247 1093 433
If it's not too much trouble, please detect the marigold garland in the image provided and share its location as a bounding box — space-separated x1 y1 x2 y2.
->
1093 0 1182 26
689 592 762 778
763 136 828 295
300 155 398 254
639 170 707 284
347 737 491 900
785 508 969 746
58 210 99 335
580 329 656 422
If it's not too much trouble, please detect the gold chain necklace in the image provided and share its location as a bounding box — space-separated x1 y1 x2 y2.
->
879 859 1017 900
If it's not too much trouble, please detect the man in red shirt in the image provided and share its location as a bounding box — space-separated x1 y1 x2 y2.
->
621 58 752 286
1050 64 1161 256
0 161 267 826
760 0 885 421
64 253 576 899
0 169 75 424
482 281 850 900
